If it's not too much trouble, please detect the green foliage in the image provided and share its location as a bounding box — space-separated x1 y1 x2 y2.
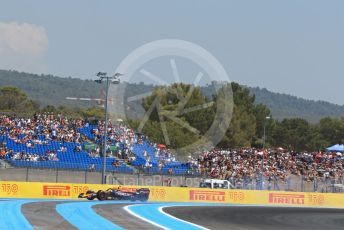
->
138 82 255 150
254 103 272 138
0 86 39 115
219 104 256 148
270 118 311 151
2 70 344 152
216 83 257 148
139 83 208 149
82 107 105 120
0 86 27 109
129 119 199 150
0 70 103 108
2 69 344 123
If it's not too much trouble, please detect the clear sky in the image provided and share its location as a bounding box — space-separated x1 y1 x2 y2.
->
0 1 343 104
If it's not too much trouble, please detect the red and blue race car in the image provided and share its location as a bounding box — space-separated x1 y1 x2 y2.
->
78 187 150 201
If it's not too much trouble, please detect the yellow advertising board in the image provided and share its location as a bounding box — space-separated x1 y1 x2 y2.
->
1 181 343 208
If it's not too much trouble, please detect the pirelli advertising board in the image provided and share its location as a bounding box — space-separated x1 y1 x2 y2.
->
0 181 343 208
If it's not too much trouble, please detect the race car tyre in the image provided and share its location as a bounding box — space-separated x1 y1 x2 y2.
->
87 196 95 200
97 190 107 201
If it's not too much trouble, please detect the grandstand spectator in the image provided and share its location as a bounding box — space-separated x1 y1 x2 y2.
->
164 178 172 187
144 160 153 174
127 154 136 165
0 147 6 159
59 145 67 152
89 164 96 172
112 160 121 167
158 161 164 172
74 145 82 152
88 149 99 158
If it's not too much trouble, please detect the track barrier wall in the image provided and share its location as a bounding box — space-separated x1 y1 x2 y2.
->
0 181 342 208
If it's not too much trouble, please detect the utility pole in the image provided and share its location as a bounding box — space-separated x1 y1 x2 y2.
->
95 72 123 184
261 116 271 190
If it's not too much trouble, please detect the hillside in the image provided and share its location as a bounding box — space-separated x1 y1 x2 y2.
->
0 69 343 122
250 87 344 123
0 70 102 108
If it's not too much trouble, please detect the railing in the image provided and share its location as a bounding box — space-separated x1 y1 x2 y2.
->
0 161 343 193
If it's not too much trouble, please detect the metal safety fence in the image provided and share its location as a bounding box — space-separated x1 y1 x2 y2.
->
0 161 343 193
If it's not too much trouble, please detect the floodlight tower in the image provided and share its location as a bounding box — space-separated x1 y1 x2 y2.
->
95 72 123 184
261 116 271 190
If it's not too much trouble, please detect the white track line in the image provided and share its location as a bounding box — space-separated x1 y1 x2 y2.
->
123 205 169 230
158 206 210 230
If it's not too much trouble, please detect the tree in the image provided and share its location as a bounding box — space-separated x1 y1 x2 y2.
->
139 83 210 150
217 83 257 148
82 107 104 120
219 104 256 148
306 125 328 151
318 117 340 145
0 86 28 111
270 118 311 151
254 103 272 138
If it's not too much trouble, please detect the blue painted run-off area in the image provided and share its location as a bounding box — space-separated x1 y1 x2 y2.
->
0 199 35 230
0 199 230 230
56 201 128 230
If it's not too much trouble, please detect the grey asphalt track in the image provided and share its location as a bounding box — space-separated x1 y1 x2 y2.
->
93 203 160 229
22 201 76 230
20 201 344 230
21 201 159 230
164 206 344 230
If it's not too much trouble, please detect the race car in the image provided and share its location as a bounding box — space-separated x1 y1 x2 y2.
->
78 187 150 201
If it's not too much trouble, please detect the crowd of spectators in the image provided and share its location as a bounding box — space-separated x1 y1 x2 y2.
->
0 113 177 170
3 113 344 185
8 150 58 162
0 113 86 144
89 121 177 168
189 148 344 184
0 113 88 162
88 121 137 163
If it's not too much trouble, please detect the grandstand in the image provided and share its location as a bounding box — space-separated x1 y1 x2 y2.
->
0 115 191 175
2 135 134 173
